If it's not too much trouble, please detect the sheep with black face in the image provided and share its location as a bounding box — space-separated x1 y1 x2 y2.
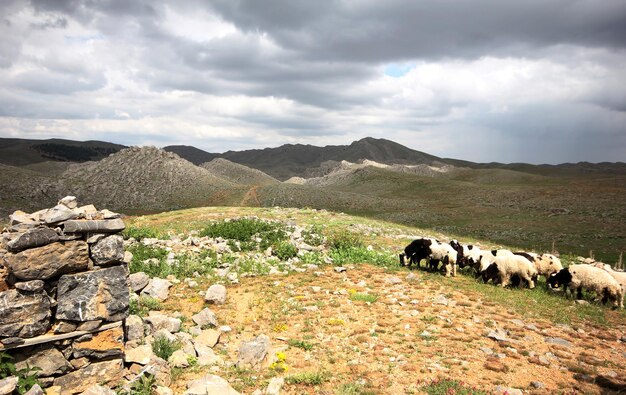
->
400 238 437 269
548 264 623 309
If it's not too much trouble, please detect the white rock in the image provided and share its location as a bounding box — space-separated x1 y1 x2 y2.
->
204 284 227 304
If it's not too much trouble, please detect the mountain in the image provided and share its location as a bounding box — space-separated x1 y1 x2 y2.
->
200 158 278 185
216 137 447 180
0 138 126 166
163 145 217 165
61 147 245 213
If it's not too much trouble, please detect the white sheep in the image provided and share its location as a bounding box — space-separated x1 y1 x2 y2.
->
548 264 623 309
594 263 626 308
534 253 563 278
429 241 459 277
482 254 538 288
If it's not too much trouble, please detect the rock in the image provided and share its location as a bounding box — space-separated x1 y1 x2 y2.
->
125 315 144 341
56 266 129 322
14 280 44 293
433 294 449 306
62 219 125 234
194 344 223 366
334 267 347 273
487 328 508 342
184 374 241 395
90 235 124 266
152 329 178 343
99 209 121 219
76 320 102 331
192 308 218 328
545 337 573 348
530 381 545 389
237 334 270 369
141 278 172 301
75 205 98 216
129 272 150 293
3 240 90 281
23 384 44 395
484 360 509 373
0 376 18 395
42 206 78 224
204 284 227 305
575 300 589 305
176 332 196 356
386 276 402 285
72 327 124 359
168 349 190 368
1 337 24 347
58 196 78 209
6 228 59 252
154 387 173 395
53 320 78 334
0 288 51 338
9 210 38 225
79 384 117 395
265 377 284 395
53 360 124 395
195 329 221 348
144 313 181 334
405 272 419 282
124 345 154 365
14 346 72 377
595 375 626 392
71 358 90 370
479 347 494 355
494 386 522 395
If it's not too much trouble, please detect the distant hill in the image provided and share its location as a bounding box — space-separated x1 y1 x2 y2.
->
0 138 125 166
217 137 448 180
201 158 278 185
61 147 245 213
163 145 217 165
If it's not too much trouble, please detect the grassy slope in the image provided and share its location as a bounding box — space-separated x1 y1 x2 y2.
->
257 167 626 263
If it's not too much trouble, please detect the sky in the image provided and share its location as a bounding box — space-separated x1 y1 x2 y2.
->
1 0 625 164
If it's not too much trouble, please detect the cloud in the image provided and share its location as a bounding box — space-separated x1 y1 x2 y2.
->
0 0 624 163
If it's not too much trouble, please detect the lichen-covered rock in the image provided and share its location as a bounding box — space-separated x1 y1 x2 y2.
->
144 312 181 334
0 289 51 338
6 228 59 252
141 278 171 301
53 360 124 395
204 284 227 305
62 219 125 234
3 240 90 281
129 272 149 293
14 280 44 293
125 315 144 342
191 308 218 328
14 346 72 377
41 205 78 225
56 266 129 322
236 334 270 369
90 235 124 266
124 344 154 365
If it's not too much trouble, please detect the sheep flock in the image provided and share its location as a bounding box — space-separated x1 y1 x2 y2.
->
399 238 624 309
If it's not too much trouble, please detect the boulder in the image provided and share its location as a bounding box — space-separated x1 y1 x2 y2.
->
141 278 172 301
168 349 190 368
236 334 270 369
72 327 124 359
144 313 181 334
125 315 144 342
0 289 51 338
184 374 240 395
23 384 44 395
58 196 78 209
3 240 90 281
191 308 218 328
62 219 125 234
195 329 220 348
41 206 78 224
90 235 124 266
266 377 285 395
79 385 116 395
0 377 18 395
124 345 155 365
129 272 149 293
204 284 227 304
6 228 59 252
14 346 72 377
56 266 129 322
53 360 124 395
194 344 223 366
9 210 38 226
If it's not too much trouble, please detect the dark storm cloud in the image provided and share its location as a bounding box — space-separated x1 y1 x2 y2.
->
207 0 626 61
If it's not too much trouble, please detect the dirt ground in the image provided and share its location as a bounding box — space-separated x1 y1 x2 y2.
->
164 264 626 394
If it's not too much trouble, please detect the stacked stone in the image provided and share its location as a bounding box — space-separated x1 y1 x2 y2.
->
0 196 130 394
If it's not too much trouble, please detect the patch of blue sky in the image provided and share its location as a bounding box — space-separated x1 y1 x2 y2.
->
64 33 105 43
384 62 415 77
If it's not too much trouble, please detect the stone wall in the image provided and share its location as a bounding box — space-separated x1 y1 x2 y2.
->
0 197 130 394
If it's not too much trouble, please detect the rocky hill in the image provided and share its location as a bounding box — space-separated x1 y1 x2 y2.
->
200 158 278 185
163 145 217 165
61 147 245 213
0 138 125 166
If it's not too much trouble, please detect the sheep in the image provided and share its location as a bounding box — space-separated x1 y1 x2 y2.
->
548 264 623 309
533 253 563 279
481 254 538 288
449 240 484 275
400 238 438 269
428 241 459 277
594 263 626 308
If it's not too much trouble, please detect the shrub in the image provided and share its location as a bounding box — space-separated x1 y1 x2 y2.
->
129 296 163 317
287 339 314 351
285 371 329 386
273 242 298 260
128 374 155 395
349 293 378 303
328 231 363 250
303 225 325 247
419 378 487 395
199 218 288 251
151 335 181 360
128 244 169 277
122 226 162 241
0 352 41 395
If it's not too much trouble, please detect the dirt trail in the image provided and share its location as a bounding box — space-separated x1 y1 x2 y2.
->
240 185 261 206
168 265 626 394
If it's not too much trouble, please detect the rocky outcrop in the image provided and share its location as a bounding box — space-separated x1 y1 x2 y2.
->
0 289 51 338
3 241 89 281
